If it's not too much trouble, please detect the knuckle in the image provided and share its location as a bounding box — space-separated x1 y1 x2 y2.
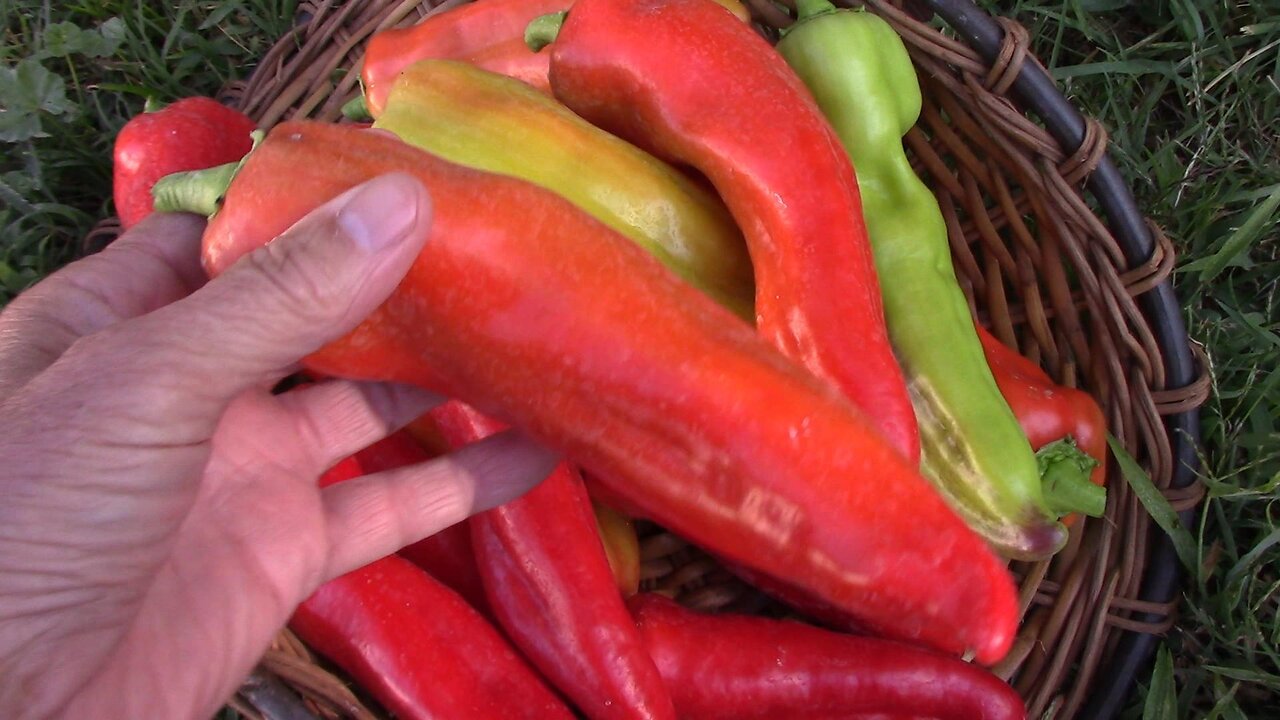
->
237 220 354 325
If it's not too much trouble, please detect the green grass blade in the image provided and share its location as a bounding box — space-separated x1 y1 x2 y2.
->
1182 184 1280 283
1143 645 1179 720
1201 664 1280 691
1108 435 1199 573
1224 526 1280 588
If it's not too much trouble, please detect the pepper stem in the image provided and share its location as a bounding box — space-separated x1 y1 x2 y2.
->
526 11 568 52
341 94 371 121
1037 438 1106 518
151 130 262 218
794 0 838 22
151 162 239 218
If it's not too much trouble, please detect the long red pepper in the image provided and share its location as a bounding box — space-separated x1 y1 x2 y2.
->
352 431 490 612
289 457 574 720
197 122 1017 663
291 557 573 720
430 400 677 720
362 0 570 116
530 0 920 463
630 594 1027 720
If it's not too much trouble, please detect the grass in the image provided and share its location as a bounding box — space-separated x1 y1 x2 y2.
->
987 1 1280 716
0 0 295 303
2 0 1278 717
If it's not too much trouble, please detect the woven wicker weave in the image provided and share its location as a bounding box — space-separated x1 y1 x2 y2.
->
89 0 1211 717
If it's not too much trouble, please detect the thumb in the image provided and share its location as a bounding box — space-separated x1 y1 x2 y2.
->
55 172 433 444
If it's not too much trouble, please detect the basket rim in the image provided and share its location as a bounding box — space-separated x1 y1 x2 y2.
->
918 0 1202 716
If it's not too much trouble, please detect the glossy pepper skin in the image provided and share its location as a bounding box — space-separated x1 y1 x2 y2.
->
362 0 570 116
352 430 490 612
200 122 1017 663
402 412 641 596
978 325 1108 523
775 1 1074 560
290 458 574 720
631 594 1026 720
431 401 676 720
374 59 753 319
112 97 256 229
533 0 919 462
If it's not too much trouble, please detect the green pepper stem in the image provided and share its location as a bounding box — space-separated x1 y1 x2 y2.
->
794 0 838 22
525 11 568 52
1037 438 1106 518
151 162 240 218
143 96 167 114
151 130 261 218
341 94 371 121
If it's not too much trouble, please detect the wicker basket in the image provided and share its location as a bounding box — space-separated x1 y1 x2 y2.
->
89 0 1211 717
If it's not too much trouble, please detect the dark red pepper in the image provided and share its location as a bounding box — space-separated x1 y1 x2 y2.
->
977 325 1108 524
290 557 573 720
531 0 920 463
630 593 1026 720
112 97 256 229
292 457 573 720
431 400 676 720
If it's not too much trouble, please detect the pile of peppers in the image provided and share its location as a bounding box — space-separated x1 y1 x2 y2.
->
133 0 1117 717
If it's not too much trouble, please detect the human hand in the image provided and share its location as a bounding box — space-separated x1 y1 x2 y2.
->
0 173 558 719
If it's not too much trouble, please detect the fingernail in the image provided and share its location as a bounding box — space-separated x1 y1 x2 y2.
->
336 174 422 253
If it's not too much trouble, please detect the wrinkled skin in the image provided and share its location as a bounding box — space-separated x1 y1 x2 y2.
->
0 174 557 720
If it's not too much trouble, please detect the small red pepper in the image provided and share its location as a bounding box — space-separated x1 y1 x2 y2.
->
977 325 1108 523
529 0 920 463
431 400 677 720
291 458 574 720
352 430 490 612
112 97 256 229
362 0 570 116
190 122 1017 663
630 593 1027 720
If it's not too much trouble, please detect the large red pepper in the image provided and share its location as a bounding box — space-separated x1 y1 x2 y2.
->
630 593 1027 720
352 430 490 612
193 122 1016 663
289 457 574 720
977 325 1108 523
112 97 256 229
430 400 676 720
362 0 570 116
528 0 920 463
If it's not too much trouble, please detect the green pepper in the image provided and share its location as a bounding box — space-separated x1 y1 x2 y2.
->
373 59 755 320
778 0 1101 560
